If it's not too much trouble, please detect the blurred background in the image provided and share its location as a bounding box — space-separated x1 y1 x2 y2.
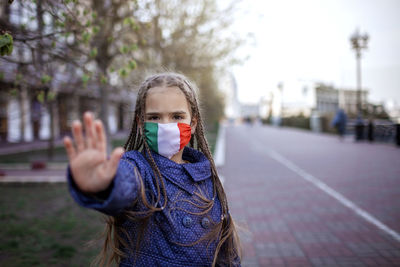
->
1 0 399 266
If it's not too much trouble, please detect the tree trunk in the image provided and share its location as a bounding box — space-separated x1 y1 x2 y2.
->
99 81 112 154
36 0 55 160
18 86 26 142
92 0 112 154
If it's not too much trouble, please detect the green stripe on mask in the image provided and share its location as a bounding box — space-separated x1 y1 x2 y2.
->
144 122 158 153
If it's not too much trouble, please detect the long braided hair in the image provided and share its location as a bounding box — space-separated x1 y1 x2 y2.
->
95 72 240 266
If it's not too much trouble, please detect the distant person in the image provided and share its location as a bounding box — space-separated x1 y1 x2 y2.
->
331 108 347 139
355 114 365 141
63 73 241 266
367 118 374 142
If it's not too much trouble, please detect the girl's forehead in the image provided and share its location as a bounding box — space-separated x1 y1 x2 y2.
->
145 86 191 112
147 86 183 96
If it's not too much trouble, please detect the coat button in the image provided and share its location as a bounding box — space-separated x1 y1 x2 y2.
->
201 217 210 229
182 216 193 228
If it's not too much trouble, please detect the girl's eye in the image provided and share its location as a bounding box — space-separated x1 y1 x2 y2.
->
173 115 184 120
147 116 159 121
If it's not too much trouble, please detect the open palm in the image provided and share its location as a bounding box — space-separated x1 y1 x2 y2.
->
63 112 124 194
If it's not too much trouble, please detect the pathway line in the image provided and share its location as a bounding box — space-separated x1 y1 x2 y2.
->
267 148 400 243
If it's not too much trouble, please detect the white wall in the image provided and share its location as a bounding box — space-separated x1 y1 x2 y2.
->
6 96 33 142
108 103 117 134
7 98 20 142
39 106 50 140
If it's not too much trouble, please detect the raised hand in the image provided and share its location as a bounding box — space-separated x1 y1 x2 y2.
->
63 112 125 194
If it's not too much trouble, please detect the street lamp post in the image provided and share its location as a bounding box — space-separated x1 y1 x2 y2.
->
350 28 369 115
350 28 369 140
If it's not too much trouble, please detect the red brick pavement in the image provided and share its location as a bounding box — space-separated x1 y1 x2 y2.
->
219 125 400 266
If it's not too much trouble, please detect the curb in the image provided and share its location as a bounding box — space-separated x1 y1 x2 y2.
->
0 175 66 183
214 122 226 168
214 122 226 185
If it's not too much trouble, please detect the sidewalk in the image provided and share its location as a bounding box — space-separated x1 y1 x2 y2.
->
220 124 400 266
0 130 129 156
0 169 66 182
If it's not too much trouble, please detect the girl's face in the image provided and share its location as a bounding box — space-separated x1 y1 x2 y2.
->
144 86 197 134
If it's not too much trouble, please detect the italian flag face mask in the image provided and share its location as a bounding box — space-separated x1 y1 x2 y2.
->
144 122 192 159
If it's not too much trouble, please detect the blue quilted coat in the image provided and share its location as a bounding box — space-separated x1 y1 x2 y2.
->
68 147 238 266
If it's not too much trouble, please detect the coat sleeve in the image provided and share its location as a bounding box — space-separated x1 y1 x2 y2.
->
67 155 140 216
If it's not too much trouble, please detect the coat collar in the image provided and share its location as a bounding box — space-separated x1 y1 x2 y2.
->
148 147 212 194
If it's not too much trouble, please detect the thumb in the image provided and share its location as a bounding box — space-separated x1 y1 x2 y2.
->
105 147 125 176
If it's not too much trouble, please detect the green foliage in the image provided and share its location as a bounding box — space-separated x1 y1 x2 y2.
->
119 45 129 54
130 43 138 51
118 68 128 77
14 73 23 85
37 91 45 103
128 59 137 70
107 36 114 43
55 20 65 28
90 47 98 58
92 26 100 35
41 74 52 84
9 88 18 97
35 90 56 103
100 75 107 84
82 73 91 86
0 33 14 56
123 17 135 26
47 91 57 101
282 115 311 130
82 31 91 44
123 17 138 30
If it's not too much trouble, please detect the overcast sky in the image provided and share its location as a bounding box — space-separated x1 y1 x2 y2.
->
232 0 400 105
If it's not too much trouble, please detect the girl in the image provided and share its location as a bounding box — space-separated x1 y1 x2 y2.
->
63 72 241 266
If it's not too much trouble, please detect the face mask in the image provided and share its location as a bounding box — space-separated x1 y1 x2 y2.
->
144 122 192 159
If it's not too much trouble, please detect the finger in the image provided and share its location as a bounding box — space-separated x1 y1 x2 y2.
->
63 136 76 160
105 147 125 178
84 112 97 149
95 120 106 156
72 120 85 152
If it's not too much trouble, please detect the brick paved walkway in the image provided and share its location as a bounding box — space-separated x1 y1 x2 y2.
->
219 124 400 266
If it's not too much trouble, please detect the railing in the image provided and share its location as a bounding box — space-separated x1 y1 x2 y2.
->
346 119 400 145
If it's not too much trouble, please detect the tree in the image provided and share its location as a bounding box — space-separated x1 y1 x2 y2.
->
1 0 142 155
1 0 246 152
130 0 245 126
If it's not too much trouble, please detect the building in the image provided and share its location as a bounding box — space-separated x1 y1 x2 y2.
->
0 2 135 143
0 63 135 143
270 81 369 117
339 89 369 115
267 79 370 131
